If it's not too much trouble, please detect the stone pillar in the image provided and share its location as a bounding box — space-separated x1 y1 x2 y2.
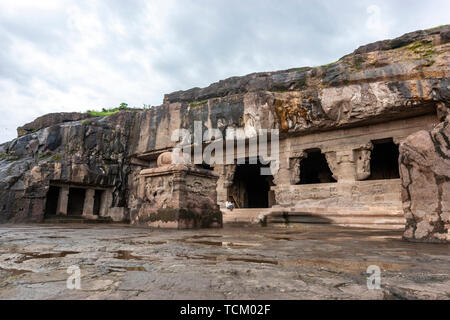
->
324 151 339 181
99 190 111 217
82 189 95 217
57 186 69 215
338 151 357 182
215 164 236 208
354 142 373 181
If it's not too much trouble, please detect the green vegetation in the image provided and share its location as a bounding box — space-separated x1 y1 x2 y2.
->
320 60 338 67
425 25 445 31
408 40 435 66
87 102 154 117
52 154 62 161
269 88 290 93
87 102 130 117
313 60 339 68
353 55 364 70
189 100 208 108
0 153 19 161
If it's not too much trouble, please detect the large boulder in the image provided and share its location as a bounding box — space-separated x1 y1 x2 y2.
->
399 114 450 242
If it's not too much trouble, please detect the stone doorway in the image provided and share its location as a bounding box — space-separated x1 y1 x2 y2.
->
229 160 274 208
44 186 60 216
67 188 86 216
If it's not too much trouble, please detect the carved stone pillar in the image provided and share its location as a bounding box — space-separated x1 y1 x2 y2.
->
57 186 69 215
354 142 373 181
324 152 339 181
215 164 236 208
82 189 96 218
286 151 304 185
336 150 357 182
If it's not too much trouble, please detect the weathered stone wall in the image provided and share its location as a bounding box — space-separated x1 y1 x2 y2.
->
400 114 450 242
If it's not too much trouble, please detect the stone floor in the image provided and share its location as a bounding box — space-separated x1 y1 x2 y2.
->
0 223 449 300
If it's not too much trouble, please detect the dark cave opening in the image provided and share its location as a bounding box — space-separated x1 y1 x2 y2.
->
299 149 337 184
67 188 86 216
368 138 400 180
229 160 274 208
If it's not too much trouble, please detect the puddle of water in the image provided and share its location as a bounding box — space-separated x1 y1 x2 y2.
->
114 250 144 260
266 236 292 241
124 240 167 245
108 266 147 272
38 236 68 239
190 240 223 247
188 235 223 239
0 267 33 275
148 241 167 245
177 254 278 265
19 251 80 262
185 240 262 248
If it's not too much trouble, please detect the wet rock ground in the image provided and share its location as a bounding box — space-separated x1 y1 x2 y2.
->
0 223 449 300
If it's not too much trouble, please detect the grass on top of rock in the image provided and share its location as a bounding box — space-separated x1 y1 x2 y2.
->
425 25 446 31
86 103 153 117
87 103 130 117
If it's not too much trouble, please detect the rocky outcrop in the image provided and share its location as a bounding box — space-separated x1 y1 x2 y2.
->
17 112 91 137
400 113 450 242
0 111 143 223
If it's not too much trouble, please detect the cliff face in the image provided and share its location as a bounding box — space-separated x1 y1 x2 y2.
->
0 25 449 224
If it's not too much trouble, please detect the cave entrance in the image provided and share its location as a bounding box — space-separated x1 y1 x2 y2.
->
229 159 274 208
368 138 400 180
299 149 337 184
67 188 86 216
44 186 60 216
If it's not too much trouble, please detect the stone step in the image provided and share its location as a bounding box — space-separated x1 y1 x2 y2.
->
222 208 406 230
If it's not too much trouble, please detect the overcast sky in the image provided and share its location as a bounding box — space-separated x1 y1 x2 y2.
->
0 0 448 143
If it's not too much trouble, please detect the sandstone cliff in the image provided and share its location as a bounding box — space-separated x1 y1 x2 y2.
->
0 25 449 226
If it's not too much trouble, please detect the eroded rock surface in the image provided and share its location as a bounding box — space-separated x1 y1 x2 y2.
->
400 114 450 242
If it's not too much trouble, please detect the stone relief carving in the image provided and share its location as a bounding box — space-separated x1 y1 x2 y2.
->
144 175 173 208
289 157 302 185
185 176 216 197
